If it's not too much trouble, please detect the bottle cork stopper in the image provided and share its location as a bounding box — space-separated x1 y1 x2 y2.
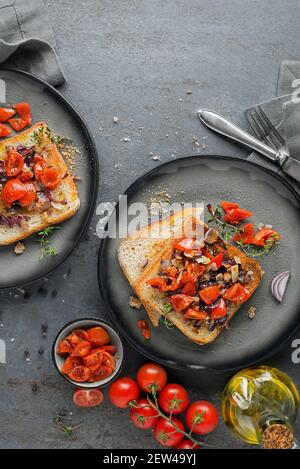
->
261 424 294 449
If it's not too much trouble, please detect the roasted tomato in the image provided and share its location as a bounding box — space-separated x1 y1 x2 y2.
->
222 283 251 303
100 345 117 355
71 340 92 358
199 286 220 305
18 182 36 207
165 266 178 278
33 155 47 181
146 276 178 291
211 252 223 268
170 294 194 313
0 107 16 122
137 320 151 340
233 223 255 244
181 282 196 296
40 167 60 190
1 178 26 206
252 228 281 246
18 167 34 182
173 238 195 251
221 201 240 212
8 117 28 132
57 339 73 355
5 150 24 177
184 308 208 321
210 298 227 319
82 349 103 368
224 208 253 224
89 365 113 382
61 356 75 375
15 102 32 125
180 263 205 285
0 123 11 137
68 365 91 383
87 327 110 347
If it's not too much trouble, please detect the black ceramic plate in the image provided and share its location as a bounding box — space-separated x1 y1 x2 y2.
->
98 155 300 372
0 69 98 289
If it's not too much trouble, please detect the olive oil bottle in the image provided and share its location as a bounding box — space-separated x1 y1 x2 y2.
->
221 366 299 449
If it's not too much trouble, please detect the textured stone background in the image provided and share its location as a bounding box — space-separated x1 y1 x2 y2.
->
0 0 300 449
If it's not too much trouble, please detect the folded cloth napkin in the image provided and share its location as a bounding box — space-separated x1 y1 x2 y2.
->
0 0 65 86
245 61 300 193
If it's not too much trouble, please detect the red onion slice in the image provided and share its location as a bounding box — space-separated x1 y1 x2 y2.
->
271 271 290 303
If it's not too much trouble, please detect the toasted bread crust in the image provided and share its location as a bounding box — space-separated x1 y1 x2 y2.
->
0 122 80 245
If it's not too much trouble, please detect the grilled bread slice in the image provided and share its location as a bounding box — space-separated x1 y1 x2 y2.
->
133 210 264 344
118 207 203 326
0 122 80 245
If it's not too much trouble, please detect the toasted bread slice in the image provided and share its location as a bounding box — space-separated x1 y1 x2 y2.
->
0 122 80 245
118 207 203 326
134 211 264 344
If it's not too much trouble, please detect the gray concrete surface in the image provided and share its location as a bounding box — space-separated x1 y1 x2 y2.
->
1 0 300 449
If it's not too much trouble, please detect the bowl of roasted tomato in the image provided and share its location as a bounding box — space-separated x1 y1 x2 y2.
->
53 318 124 388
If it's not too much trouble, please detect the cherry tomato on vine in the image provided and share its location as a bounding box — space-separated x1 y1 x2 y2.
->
154 418 184 447
175 439 200 450
186 400 218 435
137 363 167 393
130 398 158 429
109 377 140 408
73 389 104 408
158 383 189 415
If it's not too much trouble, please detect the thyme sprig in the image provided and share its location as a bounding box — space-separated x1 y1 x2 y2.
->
37 226 60 260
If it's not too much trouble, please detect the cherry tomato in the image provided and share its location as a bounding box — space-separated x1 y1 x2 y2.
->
233 223 255 245
0 107 16 122
71 340 92 358
224 208 253 223
87 327 110 347
34 155 47 181
170 294 194 313
0 123 11 137
137 320 151 340
184 308 208 321
199 286 220 305
61 356 75 375
181 282 196 296
5 150 24 177
252 228 281 246
165 266 178 278
210 298 227 319
100 345 117 355
68 365 91 383
211 252 223 268
158 383 189 415
18 168 34 182
72 329 89 341
1 178 26 206
8 117 28 131
154 418 184 447
82 349 103 367
100 351 115 369
137 363 167 393
109 377 140 408
222 283 251 303
73 389 104 408
180 264 206 285
40 167 60 190
221 201 240 212
18 182 36 207
175 439 200 449
147 276 178 291
130 398 159 429
57 339 73 355
186 400 218 435
15 102 32 125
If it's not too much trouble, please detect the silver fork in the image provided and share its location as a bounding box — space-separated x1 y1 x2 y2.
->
247 105 289 156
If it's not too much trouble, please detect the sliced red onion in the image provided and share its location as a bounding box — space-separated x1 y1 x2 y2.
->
271 271 290 303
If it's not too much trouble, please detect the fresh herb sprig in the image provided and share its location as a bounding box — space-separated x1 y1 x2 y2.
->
160 303 175 329
37 226 60 260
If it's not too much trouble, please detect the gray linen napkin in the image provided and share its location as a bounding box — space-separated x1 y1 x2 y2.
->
0 0 65 86
245 61 300 193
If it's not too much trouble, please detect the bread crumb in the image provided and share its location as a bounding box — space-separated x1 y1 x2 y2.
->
129 296 142 309
14 242 25 255
248 306 256 319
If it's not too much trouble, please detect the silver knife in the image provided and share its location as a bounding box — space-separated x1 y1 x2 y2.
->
198 109 300 183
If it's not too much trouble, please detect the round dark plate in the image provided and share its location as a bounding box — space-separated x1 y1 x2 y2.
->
98 155 300 372
0 69 98 289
